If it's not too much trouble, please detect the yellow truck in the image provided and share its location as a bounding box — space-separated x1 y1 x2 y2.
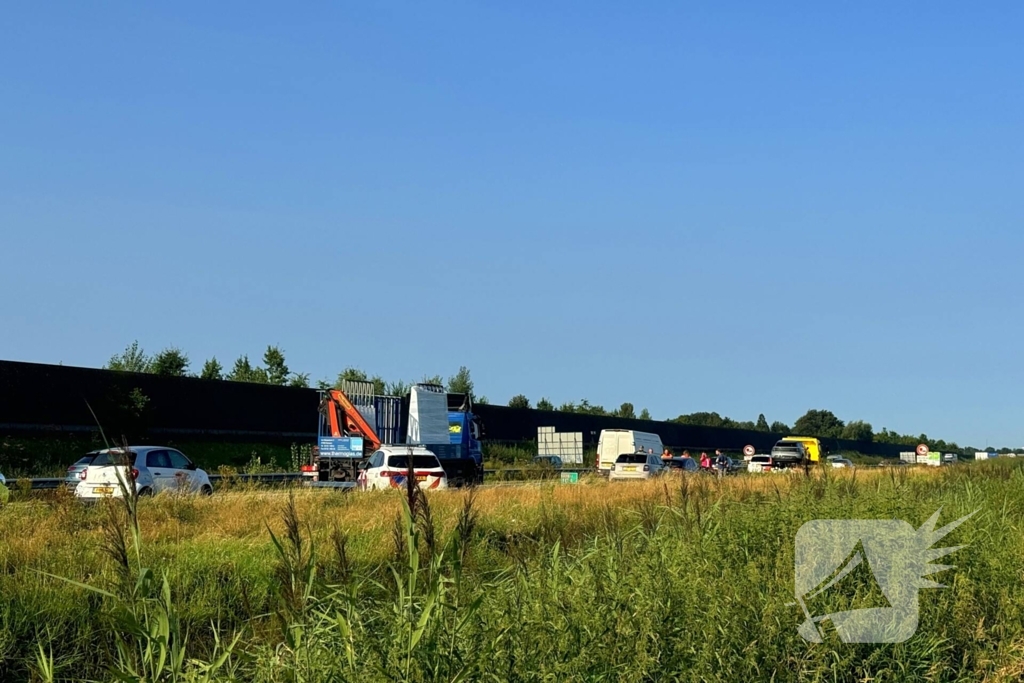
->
770 436 824 466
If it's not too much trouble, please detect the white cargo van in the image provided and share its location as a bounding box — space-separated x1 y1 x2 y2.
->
596 430 664 473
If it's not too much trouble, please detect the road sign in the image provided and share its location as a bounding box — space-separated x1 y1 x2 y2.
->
916 444 929 456
743 445 756 456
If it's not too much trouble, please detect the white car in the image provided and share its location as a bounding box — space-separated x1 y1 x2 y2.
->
609 452 666 480
830 458 854 469
747 455 775 473
358 447 448 491
75 446 213 499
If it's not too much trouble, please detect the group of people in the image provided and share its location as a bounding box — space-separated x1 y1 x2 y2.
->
661 447 731 471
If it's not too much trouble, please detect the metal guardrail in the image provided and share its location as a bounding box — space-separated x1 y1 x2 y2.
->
23 468 597 491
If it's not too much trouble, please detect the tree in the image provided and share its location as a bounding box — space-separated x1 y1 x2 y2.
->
263 346 290 386
151 347 190 377
841 420 874 442
106 341 152 373
558 401 577 413
792 410 845 438
508 394 531 409
447 366 474 398
756 414 770 432
672 412 729 428
288 373 310 388
639 408 652 420
477 396 490 404
386 380 410 397
770 421 790 434
616 402 636 419
200 357 223 380
421 374 445 387
575 399 608 416
536 397 554 411
227 355 268 383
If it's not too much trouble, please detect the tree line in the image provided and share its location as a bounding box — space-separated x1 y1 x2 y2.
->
104 341 483 400
105 342 1012 454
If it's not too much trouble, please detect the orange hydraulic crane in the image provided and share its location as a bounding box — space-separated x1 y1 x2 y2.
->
319 389 381 453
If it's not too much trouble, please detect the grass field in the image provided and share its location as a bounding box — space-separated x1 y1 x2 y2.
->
1 462 1023 682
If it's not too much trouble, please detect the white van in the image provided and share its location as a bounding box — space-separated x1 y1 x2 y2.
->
596 429 664 473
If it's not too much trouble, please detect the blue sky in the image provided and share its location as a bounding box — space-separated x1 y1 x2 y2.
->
2 1 1022 447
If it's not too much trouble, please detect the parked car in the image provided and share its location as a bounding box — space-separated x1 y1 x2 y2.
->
358 447 448 491
664 457 699 474
75 446 213 499
720 456 744 473
533 455 563 469
830 458 854 469
769 440 808 466
64 453 97 489
747 455 775 473
609 452 665 481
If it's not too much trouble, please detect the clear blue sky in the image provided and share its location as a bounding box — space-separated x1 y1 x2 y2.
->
2 2 1022 448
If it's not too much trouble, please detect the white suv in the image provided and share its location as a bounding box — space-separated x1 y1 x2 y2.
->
75 446 213 499
609 452 665 480
357 446 448 491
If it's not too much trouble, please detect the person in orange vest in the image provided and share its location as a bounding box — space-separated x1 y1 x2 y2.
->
700 451 711 469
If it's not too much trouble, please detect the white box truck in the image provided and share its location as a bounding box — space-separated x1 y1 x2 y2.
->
596 429 664 473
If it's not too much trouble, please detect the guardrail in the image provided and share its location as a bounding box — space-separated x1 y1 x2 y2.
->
22 468 597 491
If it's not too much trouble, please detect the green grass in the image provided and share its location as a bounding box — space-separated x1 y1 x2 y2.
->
1 462 1024 681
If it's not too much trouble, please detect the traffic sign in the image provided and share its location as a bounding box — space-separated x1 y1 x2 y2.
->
916 443 929 456
743 445 756 456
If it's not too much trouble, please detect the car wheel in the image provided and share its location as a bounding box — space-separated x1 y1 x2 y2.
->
200 485 213 496
138 487 154 497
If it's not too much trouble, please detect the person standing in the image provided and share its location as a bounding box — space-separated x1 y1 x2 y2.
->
700 452 711 469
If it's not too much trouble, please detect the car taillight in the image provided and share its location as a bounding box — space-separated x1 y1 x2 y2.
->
643 464 649 472
300 465 316 473
131 468 140 481
381 471 399 477
79 468 88 480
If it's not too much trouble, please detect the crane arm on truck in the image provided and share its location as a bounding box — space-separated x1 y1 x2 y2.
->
321 389 381 451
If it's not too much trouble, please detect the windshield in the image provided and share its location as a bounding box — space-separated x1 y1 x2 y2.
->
773 442 803 452
74 455 96 465
90 450 137 467
616 453 648 464
387 455 441 469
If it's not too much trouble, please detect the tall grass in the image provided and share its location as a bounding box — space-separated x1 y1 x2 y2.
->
1 463 1023 681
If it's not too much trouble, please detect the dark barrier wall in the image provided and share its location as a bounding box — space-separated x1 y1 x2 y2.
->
0 360 320 440
472 404 909 458
1 360 904 457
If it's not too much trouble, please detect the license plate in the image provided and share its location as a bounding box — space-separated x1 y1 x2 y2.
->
94 487 114 495
415 475 427 482
623 466 636 472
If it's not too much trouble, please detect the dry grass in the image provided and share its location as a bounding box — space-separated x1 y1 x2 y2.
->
2 463 1019 682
